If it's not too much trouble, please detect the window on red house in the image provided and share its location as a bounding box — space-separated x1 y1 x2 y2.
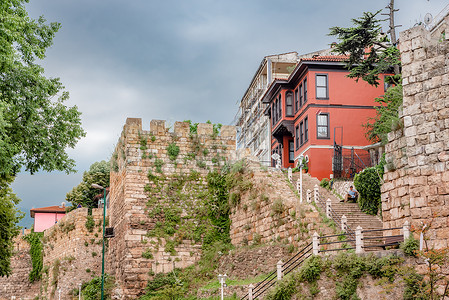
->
286 92 293 116
294 88 299 112
289 141 294 163
295 125 299 150
278 94 282 119
300 121 304 145
304 78 308 103
316 74 328 99
304 117 308 141
317 113 330 139
299 83 303 107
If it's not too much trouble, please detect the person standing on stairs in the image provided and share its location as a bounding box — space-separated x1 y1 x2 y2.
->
343 186 358 203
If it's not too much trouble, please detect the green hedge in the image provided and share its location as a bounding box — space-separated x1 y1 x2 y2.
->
353 162 384 215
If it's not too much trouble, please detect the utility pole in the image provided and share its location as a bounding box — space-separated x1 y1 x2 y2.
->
382 0 401 74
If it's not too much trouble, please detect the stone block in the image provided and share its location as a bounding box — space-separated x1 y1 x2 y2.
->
414 48 427 60
150 119 166 135
404 126 417 137
174 121 190 136
221 125 236 138
410 197 427 208
401 51 412 64
197 123 213 135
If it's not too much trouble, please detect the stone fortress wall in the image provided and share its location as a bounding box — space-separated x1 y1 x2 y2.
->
106 118 236 298
382 21 449 248
41 208 104 299
0 230 40 300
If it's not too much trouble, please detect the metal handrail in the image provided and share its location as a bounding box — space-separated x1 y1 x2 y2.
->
362 227 402 233
314 193 356 241
240 242 313 300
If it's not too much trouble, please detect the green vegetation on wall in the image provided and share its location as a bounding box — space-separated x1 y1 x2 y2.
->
74 274 114 300
266 252 406 300
23 231 44 282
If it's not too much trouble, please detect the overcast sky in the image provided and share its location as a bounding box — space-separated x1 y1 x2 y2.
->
13 0 448 227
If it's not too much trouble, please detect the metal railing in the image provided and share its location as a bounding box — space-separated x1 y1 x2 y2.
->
240 242 312 300
313 189 356 241
361 227 404 249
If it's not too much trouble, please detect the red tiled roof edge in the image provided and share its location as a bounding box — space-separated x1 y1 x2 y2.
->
300 55 349 62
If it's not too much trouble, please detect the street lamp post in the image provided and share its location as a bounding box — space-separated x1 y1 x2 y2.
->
92 183 107 300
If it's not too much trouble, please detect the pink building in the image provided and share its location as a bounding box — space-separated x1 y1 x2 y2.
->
30 205 67 232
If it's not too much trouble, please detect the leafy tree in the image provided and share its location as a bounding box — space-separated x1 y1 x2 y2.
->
329 1 401 86
0 0 85 276
364 85 403 144
0 176 24 277
0 0 85 176
66 161 110 208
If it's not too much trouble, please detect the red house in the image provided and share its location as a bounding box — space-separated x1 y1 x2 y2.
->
262 55 389 180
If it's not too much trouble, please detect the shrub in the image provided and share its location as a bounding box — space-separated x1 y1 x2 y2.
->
85 216 95 232
401 236 419 257
166 143 180 161
272 199 284 215
81 274 114 300
298 255 323 282
154 159 164 173
319 178 330 189
353 165 383 215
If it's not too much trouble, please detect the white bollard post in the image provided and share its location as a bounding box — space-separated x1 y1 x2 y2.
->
296 178 301 194
326 199 332 218
299 167 303 203
307 189 312 203
218 274 227 300
248 284 254 300
277 260 283 280
403 220 410 241
79 283 82 300
288 167 292 183
341 215 347 232
356 226 364 254
312 232 320 255
314 184 319 203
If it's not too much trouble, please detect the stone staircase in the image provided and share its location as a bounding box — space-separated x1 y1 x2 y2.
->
291 172 384 250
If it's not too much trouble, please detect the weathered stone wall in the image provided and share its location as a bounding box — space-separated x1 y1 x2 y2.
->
107 118 236 298
382 24 449 248
41 208 103 299
0 231 40 300
229 166 333 249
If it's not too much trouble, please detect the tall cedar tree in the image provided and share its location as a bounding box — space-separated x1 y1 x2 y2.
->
0 0 85 276
329 0 402 143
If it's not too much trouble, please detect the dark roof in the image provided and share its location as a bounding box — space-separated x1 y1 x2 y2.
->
93 187 110 201
30 206 66 218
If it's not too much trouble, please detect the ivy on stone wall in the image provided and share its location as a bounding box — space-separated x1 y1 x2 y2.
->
205 170 231 246
23 231 44 282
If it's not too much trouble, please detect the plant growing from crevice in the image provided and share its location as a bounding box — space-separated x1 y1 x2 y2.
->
85 216 95 232
154 159 164 173
166 142 180 161
23 231 44 282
